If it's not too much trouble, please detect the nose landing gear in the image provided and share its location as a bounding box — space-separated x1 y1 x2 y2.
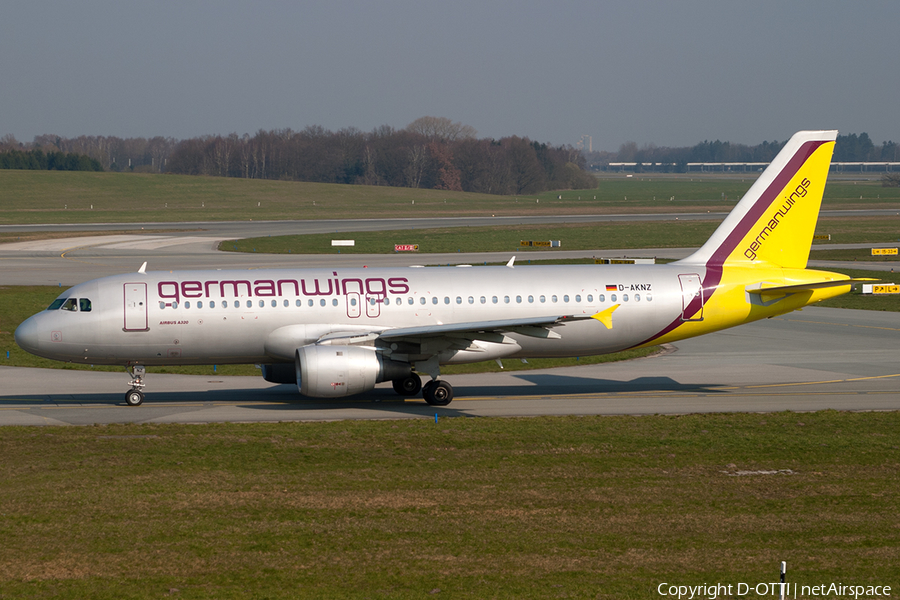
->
125 365 146 406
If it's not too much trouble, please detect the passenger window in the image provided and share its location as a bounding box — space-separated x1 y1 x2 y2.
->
635 294 641 302
599 294 605 303
528 295 534 303
587 295 593 302
159 302 165 310
247 300 253 308
79 298 92 312
258 300 264 308
198 301 203 309
283 299 288 307
210 301 216 308
408 297 414 305
320 299 326 307
611 294 617 302
575 295 581 303
444 296 450 304
296 299 302 307
647 293 653 302
539 295 545 303
623 294 629 302
492 296 498 304
351 298 357 306
504 296 510 304
468 296 474 304
185 301 191 309
62 298 78 311
47 298 66 310
563 295 569 303
332 299 338 306
419 297 426 305
480 296 486 304
432 296 438 305
456 297 462 304
308 299 314 307
516 295 522 304
551 295 557 303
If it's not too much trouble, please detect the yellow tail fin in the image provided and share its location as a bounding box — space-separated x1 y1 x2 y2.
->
680 130 837 269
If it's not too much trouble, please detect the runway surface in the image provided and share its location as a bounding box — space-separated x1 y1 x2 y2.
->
2 212 899 285
2 307 898 426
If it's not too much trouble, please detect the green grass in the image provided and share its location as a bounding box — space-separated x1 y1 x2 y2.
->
222 216 900 255
2 170 899 225
0 412 897 598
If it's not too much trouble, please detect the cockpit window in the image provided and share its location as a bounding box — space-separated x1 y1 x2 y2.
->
47 298 66 310
61 298 78 311
79 298 92 312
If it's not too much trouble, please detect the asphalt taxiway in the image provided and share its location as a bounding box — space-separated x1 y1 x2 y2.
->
1 307 898 426
2 215 898 426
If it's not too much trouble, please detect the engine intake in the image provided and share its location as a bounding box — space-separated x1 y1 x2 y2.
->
295 345 411 398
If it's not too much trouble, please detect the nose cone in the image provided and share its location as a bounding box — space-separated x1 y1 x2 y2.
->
15 315 39 355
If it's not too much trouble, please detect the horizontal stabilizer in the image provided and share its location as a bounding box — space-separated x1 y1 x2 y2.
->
746 278 876 296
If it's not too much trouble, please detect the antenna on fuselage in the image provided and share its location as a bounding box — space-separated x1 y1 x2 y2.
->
138 262 147 274
506 256 516 268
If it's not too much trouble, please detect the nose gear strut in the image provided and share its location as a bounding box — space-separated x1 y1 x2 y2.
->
125 365 146 406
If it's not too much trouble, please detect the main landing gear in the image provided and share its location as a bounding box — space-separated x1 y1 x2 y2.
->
125 365 146 406
422 379 453 406
391 372 454 406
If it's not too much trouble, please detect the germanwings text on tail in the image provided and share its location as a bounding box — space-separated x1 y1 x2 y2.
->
16 130 869 406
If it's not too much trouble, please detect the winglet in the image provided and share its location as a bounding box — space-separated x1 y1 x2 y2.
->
138 261 147 274
506 256 516 268
591 304 620 329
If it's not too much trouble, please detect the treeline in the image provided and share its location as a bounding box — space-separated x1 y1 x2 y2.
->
586 132 900 170
0 118 594 194
0 148 103 171
165 118 596 194
0 134 175 173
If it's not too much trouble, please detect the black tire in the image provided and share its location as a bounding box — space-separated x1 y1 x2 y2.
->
125 389 144 406
423 380 453 406
392 373 422 396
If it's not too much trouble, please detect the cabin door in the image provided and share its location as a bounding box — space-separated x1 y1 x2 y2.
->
123 283 149 331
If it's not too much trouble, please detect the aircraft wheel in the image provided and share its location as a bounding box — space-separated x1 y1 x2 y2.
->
392 373 422 396
125 389 144 407
423 380 453 406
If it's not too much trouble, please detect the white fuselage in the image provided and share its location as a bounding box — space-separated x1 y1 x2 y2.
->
18 263 699 367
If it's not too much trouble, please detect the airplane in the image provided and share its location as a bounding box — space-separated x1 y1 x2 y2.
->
15 130 871 407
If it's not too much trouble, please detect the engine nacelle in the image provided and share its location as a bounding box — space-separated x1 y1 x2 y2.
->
295 345 411 398
260 363 297 384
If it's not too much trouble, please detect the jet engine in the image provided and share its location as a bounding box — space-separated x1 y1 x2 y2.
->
295 345 411 398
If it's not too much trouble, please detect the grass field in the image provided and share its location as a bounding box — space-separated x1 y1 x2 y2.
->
0 412 897 599
2 170 899 225
222 216 900 255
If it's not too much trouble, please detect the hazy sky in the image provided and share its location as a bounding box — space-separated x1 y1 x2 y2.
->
2 1 898 151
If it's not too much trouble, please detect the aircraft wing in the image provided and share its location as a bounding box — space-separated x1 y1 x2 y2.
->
316 305 621 346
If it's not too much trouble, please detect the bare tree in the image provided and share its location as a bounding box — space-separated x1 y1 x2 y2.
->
406 116 477 142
